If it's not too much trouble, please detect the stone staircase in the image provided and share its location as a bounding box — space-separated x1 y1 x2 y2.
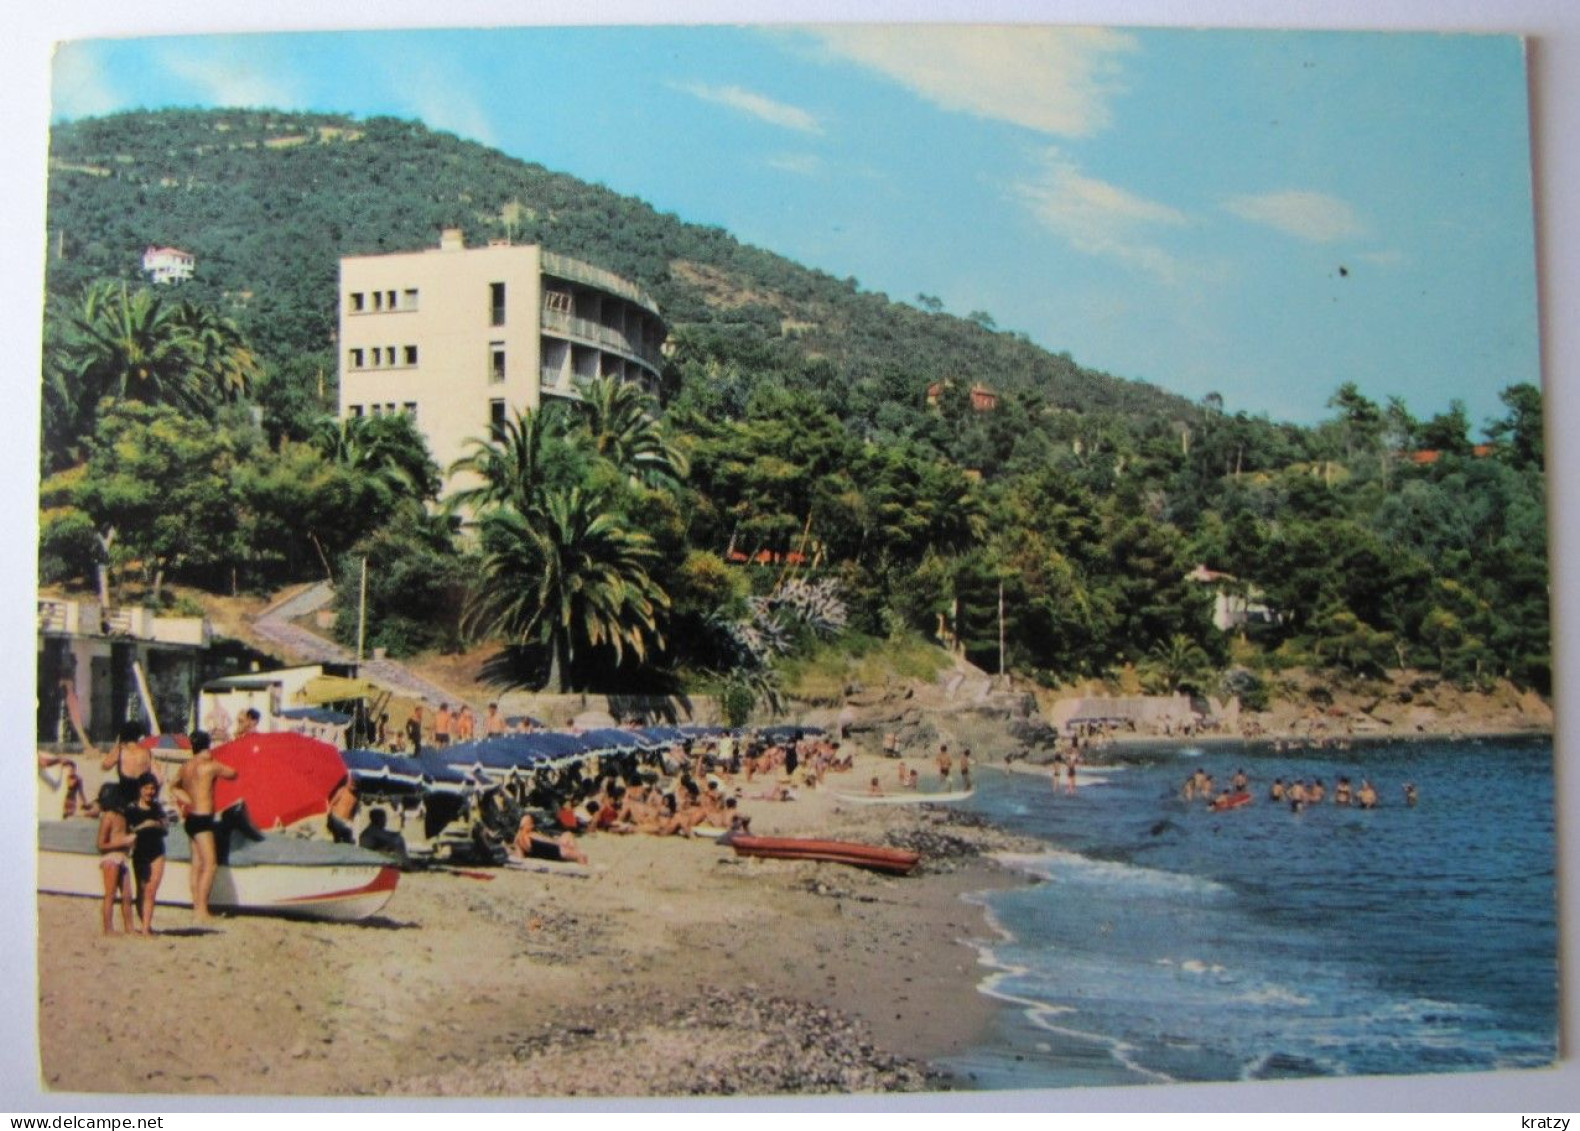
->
252 580 463 707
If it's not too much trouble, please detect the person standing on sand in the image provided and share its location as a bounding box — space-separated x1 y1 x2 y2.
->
171 730 237 923
960 748 973 791
96 788 136 936
937 744 952 785
124 773 168 937
101 720 153 806
406 706 425 754
484 702 505 737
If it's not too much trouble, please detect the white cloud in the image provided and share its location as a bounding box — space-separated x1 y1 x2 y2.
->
1223 191 1365 243
766 152 824 177
678 82 823 134
808 25 1137 138
154 42 303 110
1358 249 1407 267
400 62 498 147
1014 150 1190 282
51 42 123 119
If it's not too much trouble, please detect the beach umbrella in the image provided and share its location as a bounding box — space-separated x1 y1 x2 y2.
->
138 733 192 751
342 747 426 795
212 732 348 830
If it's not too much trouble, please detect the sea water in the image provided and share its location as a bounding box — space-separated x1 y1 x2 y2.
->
945 737 1559 1090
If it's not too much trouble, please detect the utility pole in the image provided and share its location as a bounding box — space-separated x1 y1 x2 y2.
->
355 556 368 670
998 581 1006 678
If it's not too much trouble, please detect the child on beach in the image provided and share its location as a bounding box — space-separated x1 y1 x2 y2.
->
95 786 136 936
125 773 168 937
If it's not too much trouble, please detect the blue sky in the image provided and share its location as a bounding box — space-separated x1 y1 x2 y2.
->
50 24 1540 429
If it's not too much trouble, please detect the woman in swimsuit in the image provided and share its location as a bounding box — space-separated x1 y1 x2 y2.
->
124 773 168 937
95 788 136 935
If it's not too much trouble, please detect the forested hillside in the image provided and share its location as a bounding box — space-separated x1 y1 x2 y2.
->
38 108 1551 705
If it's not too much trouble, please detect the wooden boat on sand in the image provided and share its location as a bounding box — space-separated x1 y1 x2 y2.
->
834 787 976 806
38 818 400 922
728 834 920 875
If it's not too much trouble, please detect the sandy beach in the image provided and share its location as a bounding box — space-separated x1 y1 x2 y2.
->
37 751 1038 1098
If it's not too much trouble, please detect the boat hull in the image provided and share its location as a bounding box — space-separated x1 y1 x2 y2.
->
38 820 399 922
729 835 920 875
834 788 976 806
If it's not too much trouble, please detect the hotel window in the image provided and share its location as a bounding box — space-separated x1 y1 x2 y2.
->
372 291 384 312
386 402 396 415
349 348 365 369
350 292 365 313
386 290 397 311
490 282 506 326
404 345 418 366
489 342 506 383
349 404 363 418
403 402 417 421
371 403 383 418
403 288 419 310
489 399 507 440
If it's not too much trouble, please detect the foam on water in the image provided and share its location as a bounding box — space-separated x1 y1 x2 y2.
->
947 740 1558 1089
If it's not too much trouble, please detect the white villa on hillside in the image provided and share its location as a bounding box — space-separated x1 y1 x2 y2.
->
1187 564 1278 632
142 245 195 284
337 229 666 500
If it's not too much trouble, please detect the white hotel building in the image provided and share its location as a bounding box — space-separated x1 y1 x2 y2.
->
337 229 666 498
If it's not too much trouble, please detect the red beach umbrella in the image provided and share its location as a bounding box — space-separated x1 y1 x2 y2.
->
139 733 192 751
212 732 348 831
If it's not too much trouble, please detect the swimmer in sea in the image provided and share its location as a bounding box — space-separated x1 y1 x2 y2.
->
1357 780 1378 809
1308 778 1326 804
1232 769 1249 792
1269 778 1285 802
1334 776 1352 806
1403 783 1418 807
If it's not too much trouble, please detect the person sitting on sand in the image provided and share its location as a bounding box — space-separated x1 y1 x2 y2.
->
60 761 98 819
511 814 589 865
753 782 797 803
96 786 137 936
718 797 753 845
556 797 586 832
357 808 408 861
868 775 884 796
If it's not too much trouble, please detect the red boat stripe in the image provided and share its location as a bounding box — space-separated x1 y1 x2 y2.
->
277 866 400 904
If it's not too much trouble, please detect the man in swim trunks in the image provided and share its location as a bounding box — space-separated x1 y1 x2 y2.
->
512 814 588 865
171 730 237 922
937 744 952 784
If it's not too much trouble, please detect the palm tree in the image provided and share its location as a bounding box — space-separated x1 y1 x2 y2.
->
464 485 668 691
573 374 689 487
1143 634 1215 695
312 413 441 509
446 405 563 517
43 282 260 469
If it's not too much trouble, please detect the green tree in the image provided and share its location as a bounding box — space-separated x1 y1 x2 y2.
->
465 486 669 691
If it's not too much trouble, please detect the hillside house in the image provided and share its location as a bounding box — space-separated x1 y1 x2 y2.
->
142 246 195 284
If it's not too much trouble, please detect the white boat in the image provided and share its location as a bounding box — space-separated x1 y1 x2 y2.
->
38 819 400 922
833 787 977 806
